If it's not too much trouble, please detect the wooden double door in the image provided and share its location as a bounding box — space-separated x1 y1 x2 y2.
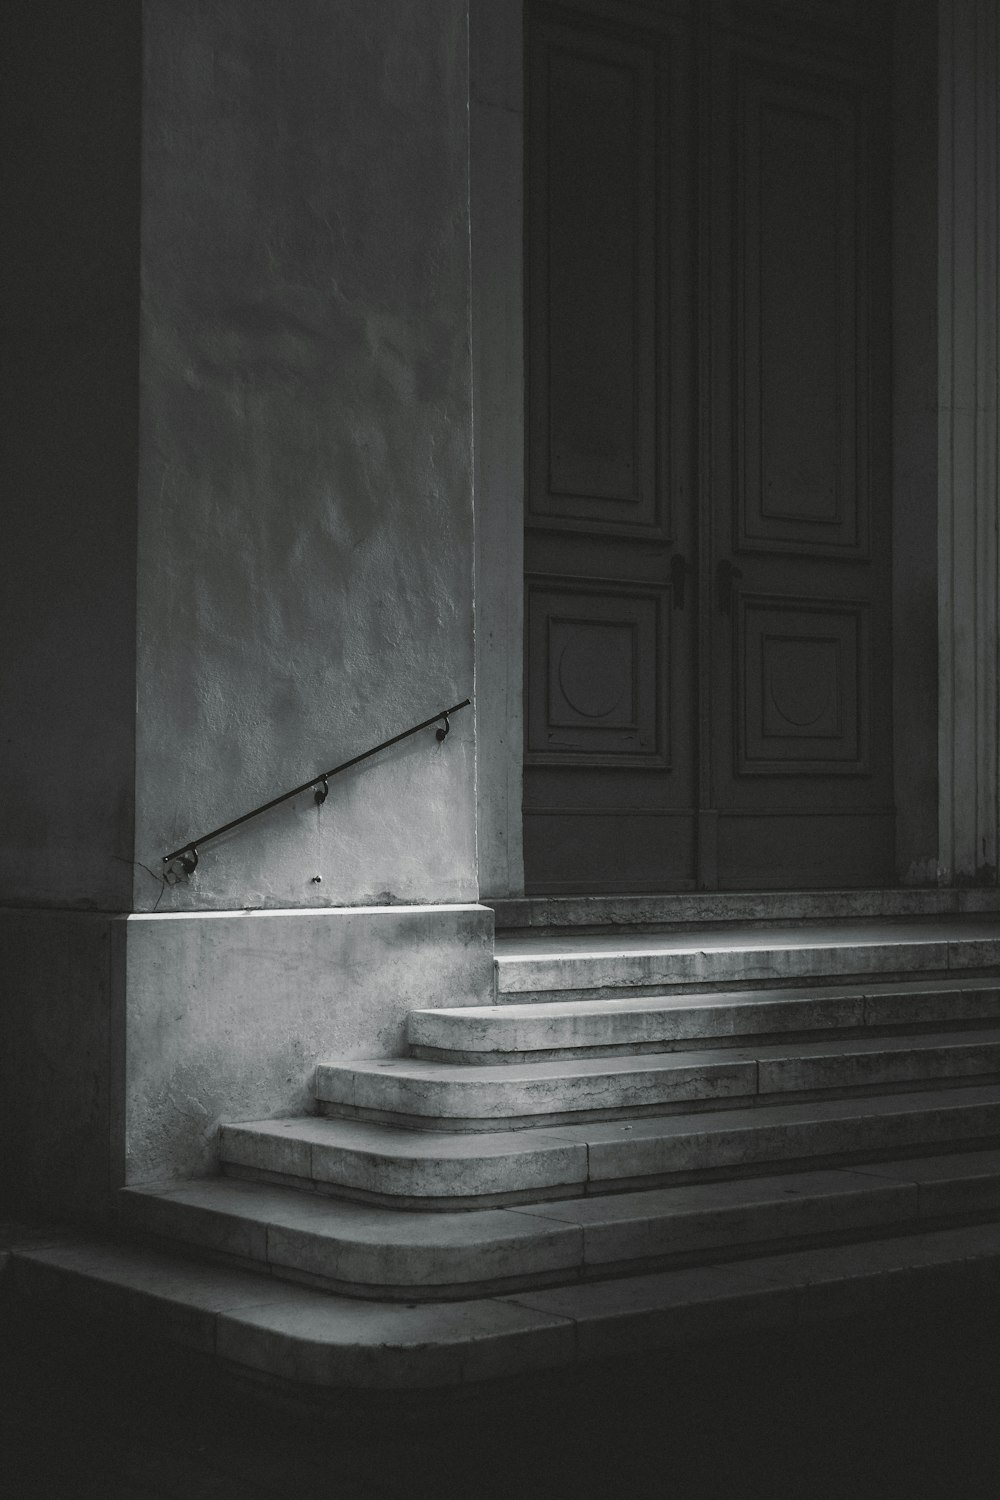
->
523 0 894 893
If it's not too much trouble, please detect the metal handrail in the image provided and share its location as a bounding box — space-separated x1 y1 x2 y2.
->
163 697 471 875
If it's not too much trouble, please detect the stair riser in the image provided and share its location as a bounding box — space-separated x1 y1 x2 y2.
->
119 1166 1000 1302
314 1043 1000 1130
587 1113 1000 1194
316 1075 1000 1134
221 1102 1000 1207
408 989 1000 1061
17 1222 1000 1391
496 946 1000 1004
490 890 1000 934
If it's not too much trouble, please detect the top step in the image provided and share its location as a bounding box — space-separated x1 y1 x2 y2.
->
491 889 1000 935
494 918 1000 1002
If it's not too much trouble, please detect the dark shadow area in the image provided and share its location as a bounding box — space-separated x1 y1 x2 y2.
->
2 1293 999 1499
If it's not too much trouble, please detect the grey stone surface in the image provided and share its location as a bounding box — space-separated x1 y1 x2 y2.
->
494 919 1000 1000
12 1241 277 1354
120 1183 270 1264
123 1177 584 1291
491 890 1000 932
407 990 858 1057
948 938 1000 968
219 1119 317 1180
315 1050 759 1123
753 1028 1000 1095
863 980 1000 1028
14 1219 1000 1390
222 1086 1000 1204
124 903 492 1185
505 1264 799 1360
853 1148 1000 1217
408 979 1000 1060
314 1025 1000 1130
216 1284 575 1389
221 1115 589 1202
581 1085 1000 1186
508 1170 918 1267
728 1223 1000 1322
136 0 477 912
504 1222 1000 1357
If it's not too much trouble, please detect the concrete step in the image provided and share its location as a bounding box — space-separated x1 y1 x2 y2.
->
490 888 1000 935
220 1085 1000 1207
407 977 1000 1062
314 1029 1000 1129
13 1218 1000 1388
494 918 1000 1002
120 1150 1000 1300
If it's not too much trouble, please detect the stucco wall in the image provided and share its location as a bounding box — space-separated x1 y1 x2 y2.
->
0 2 140 910
137 0 477 912
123 904 493 1185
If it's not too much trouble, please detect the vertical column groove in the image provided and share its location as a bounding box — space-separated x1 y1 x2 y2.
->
938 0 1000 883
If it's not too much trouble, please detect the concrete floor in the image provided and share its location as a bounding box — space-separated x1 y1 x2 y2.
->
3 1288 1000 1499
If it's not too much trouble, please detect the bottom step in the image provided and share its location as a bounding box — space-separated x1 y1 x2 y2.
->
11 1220 1000 1390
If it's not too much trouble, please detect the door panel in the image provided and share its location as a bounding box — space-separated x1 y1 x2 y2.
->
527 23 660 533
524 7 697 894
525 576 670 766
737 70 864 554
707 23 893 887
523 0 892 893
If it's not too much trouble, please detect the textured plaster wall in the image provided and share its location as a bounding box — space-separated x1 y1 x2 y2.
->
137 0 477 912
124 905 493 1184
0 2 140 910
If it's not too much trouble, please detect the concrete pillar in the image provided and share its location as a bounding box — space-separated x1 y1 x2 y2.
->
1 1 495 1214
470 0 526 898
937 0 1000 884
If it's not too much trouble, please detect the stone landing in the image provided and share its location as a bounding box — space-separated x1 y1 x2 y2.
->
9 907 1000 1390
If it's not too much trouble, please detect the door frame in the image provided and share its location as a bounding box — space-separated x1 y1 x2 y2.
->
471 0 966 899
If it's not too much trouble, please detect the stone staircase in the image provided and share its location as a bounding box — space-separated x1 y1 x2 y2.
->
11 899 1000 1392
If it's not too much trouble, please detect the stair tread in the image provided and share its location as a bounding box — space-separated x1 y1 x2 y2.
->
314 1031 1000 1123
16 1217 1000 1387
414 974 1000 1024
408 980 1000 1058
325 1027 1000 1085
128 1147 1000 1244
496 917 1000 962
494 919 1000 997
224 1084 1000 1164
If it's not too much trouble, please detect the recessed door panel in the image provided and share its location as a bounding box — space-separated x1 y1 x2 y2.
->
526 577 670 766
736 596 868 773
736 64 867 556
528 23 660 531
709 19 892 887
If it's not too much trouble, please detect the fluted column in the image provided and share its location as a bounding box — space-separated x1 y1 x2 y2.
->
938 0 1000 883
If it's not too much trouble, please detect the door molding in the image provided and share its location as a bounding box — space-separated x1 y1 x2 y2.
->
470 0 967 896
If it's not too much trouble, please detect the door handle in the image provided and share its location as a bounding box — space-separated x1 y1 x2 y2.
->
716 558 743 615
670 553 690 610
